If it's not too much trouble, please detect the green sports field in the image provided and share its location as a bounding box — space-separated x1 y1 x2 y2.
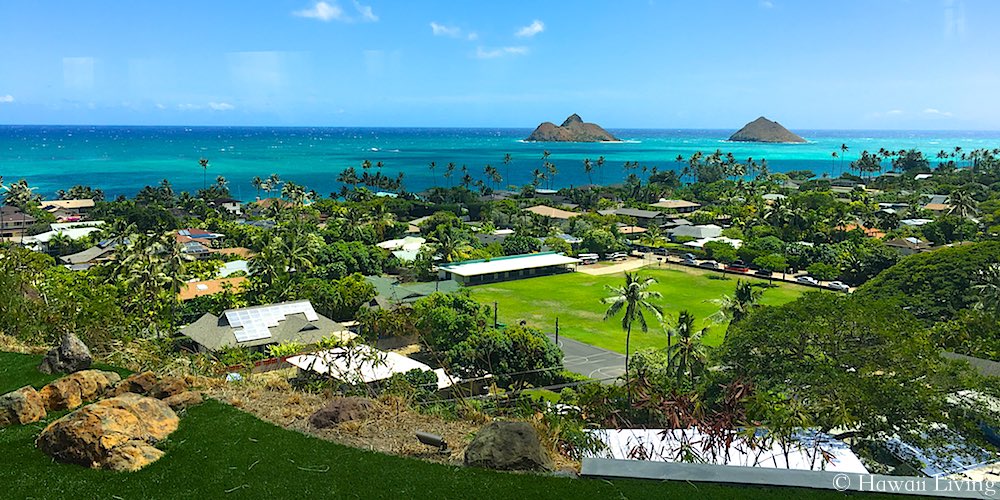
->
470 265 812 352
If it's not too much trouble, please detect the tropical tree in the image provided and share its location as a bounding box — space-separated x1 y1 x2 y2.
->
974 264 1000 316
948 189 978 219
503 153 513 189
583 158 594 185
602 272 663 396
429 224 473 263
251 176 263 199
665 310 708 384
709 280 764 327
198 158 209 192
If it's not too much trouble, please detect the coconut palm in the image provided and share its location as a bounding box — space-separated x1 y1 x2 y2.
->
947 189 978 219
602 272 663 395
596 156 606 184
503 153 513 189
665 310 708 383
198 158 209 192
429 224 472 263
709 280 763 327
974 264 1000 316
445 162 456 188
251 176 263 200
583 158 594 185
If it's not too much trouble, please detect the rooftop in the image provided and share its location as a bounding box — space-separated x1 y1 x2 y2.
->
650 199 701 210
180 300 353 350
523 205 580 219
39 199 95 211
439 252 580 277
178 277 248 301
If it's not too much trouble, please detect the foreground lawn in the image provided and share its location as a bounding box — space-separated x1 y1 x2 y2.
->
471 265 810 352
1 352 885 499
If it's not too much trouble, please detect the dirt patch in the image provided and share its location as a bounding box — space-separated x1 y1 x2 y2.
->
206 380 580 471
0 334 47 354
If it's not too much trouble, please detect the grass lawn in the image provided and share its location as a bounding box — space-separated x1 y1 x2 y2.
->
471 265 811 352
0 351 890 499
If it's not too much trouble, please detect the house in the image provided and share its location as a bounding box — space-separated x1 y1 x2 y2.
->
22 221 105 251
250 197 291 215
178 277 248 301
178 300 353 353
523 205 580 220
475 229 514 246
650 199 701 213
915 173 933 180
660 218 692 230
761 193 787 203
364 276 461 309
288 344 461 389
59 238 121 269
684 236 743 250
885 237 932 255
669 224 722 240
209 197 242 216
377 236 426 262
598 208 667 228
900 218 933 227
405 215 433 234
38 199 95 221
616 225 647 237
438 252 580 285
839 223 886 239
0 205 36 241
177 228 225 241
923 202 952 214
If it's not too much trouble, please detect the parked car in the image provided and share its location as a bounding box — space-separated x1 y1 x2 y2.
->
753 269 772 278
796 276 819 285
653 247 669 256
827 281 850 291
683 253 697 260
725 260 751 273
607 252 628 262
578 253 599 265
699 260 720 269
682 257 698 266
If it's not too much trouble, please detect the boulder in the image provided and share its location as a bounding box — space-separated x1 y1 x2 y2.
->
38 370 122 411
150 376 188 399
308 397 374 428
36 393 179 472
464 421 554 471
38 333 92 374
0 386 47 427
110 371 159 397
162 391 203 411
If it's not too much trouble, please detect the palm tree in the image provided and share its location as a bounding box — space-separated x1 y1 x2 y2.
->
665 310 708 383
430 224 472 263
947 189 978 218
840 144 848 174
251 176 263 200
445 162 456 188
831 152 839 176
974 264 1000 316
583 158 594 185
596 156 606 184
198 158 210 192
428 161 438 186
709 280 763 327
503 153 513 189
602 272 663 395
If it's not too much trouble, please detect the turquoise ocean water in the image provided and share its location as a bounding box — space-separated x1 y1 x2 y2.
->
2 125 1000 200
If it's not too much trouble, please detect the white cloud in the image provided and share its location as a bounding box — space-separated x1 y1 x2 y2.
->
924 108 953 117
293 1 376 23
353 1 378 22
515 19 544 38
177 103 201 111
886 109 903 115
467 32 479 41
294 1 345 21
430 22 461 37
475 46 529 59
209 102 235 111
0 94 13 104
760 0 774 8
155 103 166 110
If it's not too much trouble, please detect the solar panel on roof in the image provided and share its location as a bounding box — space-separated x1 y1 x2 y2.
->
227 301 320 344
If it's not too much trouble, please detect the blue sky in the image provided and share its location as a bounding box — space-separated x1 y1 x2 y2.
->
0 0 997 129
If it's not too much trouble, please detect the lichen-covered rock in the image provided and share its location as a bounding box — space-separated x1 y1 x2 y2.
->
36 393 179 472
0 386 46 426
150 376 188 400
38 333 92 374
38 370 122 411
308 397 374 428
109 371 159 397
464 421 554 471
162 391 202 411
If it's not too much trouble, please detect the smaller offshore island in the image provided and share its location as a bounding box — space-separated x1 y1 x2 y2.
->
525 113 620 142
728 116 807 143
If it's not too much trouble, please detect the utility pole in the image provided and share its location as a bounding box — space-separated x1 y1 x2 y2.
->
494 301 498 328
555 317 559 345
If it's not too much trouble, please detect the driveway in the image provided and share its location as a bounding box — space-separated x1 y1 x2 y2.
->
577 257 649 276
547 334 626 382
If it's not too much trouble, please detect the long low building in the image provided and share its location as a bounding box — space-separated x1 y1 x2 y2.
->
438 251 580 285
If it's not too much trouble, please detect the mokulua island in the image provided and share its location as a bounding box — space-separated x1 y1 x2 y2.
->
728 116 807 143
525 114 619 142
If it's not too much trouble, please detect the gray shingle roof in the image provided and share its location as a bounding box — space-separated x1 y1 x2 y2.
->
179 301 349 351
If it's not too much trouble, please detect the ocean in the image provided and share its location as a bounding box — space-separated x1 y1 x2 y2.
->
2 125 1000 200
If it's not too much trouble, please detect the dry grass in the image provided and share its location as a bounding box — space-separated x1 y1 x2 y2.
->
207 379 484 466
0 333 47 355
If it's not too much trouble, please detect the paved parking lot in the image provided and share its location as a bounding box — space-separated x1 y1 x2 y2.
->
548 334 625 382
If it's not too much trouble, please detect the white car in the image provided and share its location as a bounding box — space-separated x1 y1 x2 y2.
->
796 276 819 286
827 280 850 291
607 252 628 262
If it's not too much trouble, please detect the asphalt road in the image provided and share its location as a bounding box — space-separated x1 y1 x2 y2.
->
548 334 626 382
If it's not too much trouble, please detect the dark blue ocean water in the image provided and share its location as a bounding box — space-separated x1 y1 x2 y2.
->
2 125 999 199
